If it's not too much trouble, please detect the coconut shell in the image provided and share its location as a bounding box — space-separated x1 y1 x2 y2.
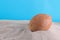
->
29 14 52 32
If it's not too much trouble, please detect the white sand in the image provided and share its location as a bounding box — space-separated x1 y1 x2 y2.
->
32 23 60 40
0 20 60 40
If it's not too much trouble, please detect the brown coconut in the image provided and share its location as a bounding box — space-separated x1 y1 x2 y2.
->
29 14 52 32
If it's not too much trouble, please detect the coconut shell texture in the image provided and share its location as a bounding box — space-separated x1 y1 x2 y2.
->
29 14 52 32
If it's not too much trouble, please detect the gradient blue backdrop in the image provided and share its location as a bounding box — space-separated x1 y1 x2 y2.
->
0 0 60 22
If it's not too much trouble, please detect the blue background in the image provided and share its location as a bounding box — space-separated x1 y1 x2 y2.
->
0 0 60 22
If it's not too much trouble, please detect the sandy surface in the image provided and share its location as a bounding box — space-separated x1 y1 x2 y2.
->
0 20 60 40
0 21 32 40
32 23 60 40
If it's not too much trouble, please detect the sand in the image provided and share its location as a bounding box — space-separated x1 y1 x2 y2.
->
0 20 60 40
